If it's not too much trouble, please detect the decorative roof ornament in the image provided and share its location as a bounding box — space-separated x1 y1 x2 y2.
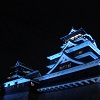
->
15 61 23 66
68 27 77 35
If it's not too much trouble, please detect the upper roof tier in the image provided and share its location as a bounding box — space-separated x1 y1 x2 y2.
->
60 27 86 43
47 28 98 61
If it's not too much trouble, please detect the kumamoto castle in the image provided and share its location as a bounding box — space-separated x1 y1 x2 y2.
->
1 27 100 100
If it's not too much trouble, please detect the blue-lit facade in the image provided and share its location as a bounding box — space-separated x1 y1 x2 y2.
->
32 28 100 94
1 28 100 100
0 61 41 99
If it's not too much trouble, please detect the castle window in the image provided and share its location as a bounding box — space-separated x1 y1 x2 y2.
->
17 84 19 88
70 34 83 41
59 67 62 70
74 50 83 56
22 83 24 87
7 77 11 79
78 51 83 54
74 35 78 39
68 63 71 68
70 37 74 40
55 60 58 62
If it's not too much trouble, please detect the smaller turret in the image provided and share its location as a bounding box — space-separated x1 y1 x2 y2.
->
7 61 41 80
2 61 41 95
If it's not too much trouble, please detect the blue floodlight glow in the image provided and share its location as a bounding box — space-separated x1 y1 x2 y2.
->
4 78 30 87
60 41 76 49
47 52 83 74
46 64 55 69
2 28 100 96
47 52 62 60
34 58 100 81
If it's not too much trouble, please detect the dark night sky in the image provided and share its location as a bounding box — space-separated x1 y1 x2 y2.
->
0 1 100 83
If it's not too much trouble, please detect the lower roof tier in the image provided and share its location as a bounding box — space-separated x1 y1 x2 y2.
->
34 58 100 81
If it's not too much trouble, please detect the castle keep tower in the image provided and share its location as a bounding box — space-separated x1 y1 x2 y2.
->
31 28 100 100
1 28 100 100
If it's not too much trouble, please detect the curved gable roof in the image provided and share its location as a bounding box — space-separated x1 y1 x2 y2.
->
47 51 84 74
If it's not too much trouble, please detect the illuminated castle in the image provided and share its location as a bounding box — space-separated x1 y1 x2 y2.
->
33 27 100 92
1 27 100 100
31 27 100 100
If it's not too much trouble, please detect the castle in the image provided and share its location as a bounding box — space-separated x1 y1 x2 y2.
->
1 27 100 100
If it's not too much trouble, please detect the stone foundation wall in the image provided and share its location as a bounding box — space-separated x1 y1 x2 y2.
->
0 92 29 100
29 83 100 100
1 83 100 100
